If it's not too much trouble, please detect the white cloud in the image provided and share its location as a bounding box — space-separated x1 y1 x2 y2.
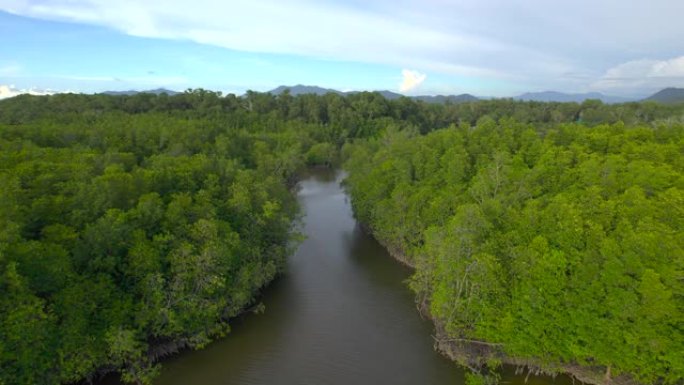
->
651 56 684 78
592 56 684 95
0 0 547 81
0 85 57 99
2 0 684 96
399 69 426 93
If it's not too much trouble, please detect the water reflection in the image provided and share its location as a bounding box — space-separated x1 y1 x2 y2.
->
102 169 572 385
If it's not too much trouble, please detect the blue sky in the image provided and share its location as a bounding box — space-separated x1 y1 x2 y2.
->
1 0 683 98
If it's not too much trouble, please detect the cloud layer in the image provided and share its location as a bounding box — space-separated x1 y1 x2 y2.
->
1 0 684 95
592 56 684 95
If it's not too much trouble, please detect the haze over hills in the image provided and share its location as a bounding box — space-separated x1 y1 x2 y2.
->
268 85 661 104
268 85 343 96
513 91 635 104
268 84 478 103
101 88 180 96
84 85 684 105
643 87 684 103
415 94 479 103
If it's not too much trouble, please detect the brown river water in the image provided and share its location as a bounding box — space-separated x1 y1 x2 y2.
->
104 168 573 385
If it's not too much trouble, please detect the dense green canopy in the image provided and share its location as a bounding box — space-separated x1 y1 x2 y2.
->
345 119 683 384
0 93 309 384
1 89 682 384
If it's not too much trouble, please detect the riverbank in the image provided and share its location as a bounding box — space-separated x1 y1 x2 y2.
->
89 167 318 385
365 228 639 385
99 168 465 385
84 277 281 384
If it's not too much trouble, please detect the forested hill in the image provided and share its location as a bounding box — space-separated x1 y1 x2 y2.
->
0 89 683 385
644 88 684 104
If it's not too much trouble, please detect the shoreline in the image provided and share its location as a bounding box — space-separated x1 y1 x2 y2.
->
79 279 279 385
364 226 638 385
86 167 330 384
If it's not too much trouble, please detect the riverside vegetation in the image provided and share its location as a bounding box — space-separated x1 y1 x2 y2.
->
0 90 682 384
344 118 683 384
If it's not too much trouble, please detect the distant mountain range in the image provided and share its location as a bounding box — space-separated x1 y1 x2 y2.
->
268 85 343 96
503 88 684 104
269 85 655 104
513 91 635 104
268 84 478 103
643 87 684 103
414 94 479 103
101 88 179 96
97 85 684 105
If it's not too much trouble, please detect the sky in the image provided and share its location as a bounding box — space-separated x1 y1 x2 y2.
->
1 0 683 99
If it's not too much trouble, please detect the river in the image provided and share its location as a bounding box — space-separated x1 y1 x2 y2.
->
106 168 572 385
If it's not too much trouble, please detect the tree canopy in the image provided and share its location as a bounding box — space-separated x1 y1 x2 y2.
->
1 89 683 384
344 119 683 384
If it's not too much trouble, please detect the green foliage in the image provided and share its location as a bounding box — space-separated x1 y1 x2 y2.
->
305 142 337 166
345 120 684 384
465 371 500 385
1 90 683 384
0 93 307 384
